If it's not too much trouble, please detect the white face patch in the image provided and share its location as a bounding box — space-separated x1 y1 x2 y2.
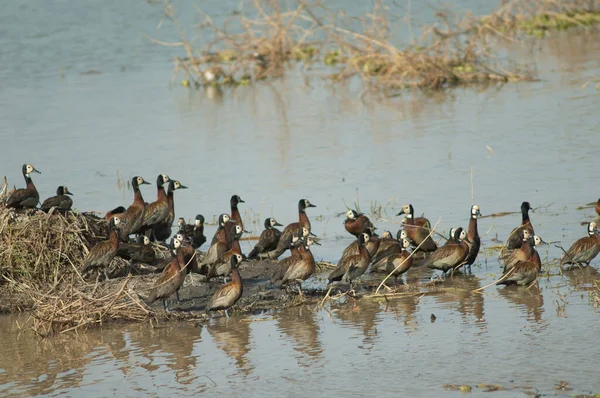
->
222 214 230 223
195 219 201 227
402 238 411 249
346 210 355 219
302 228 309 237
143 236 150 245
362 233 370 243
459 230 467 240
137 177 145 185
400 230 407 240
113 217 121 226
236 225 243 234
162 174 170 183
177 218 185 227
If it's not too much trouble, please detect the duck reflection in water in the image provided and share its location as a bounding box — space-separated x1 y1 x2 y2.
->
331 299 381 347
276 307 322 366
206 317 253 375
432 275 486 328
498 284 545 324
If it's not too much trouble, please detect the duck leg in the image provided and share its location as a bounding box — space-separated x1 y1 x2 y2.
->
103 269 111 281
162 298 169 312
224 309 229 320
176 290 182 303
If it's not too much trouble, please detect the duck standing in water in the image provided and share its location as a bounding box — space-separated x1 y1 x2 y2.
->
117 176 150 242
370 238 413 283
328 232 371 285
464 205 482 272
40 186 73 213
146 236 187 311
398 204 437 253
560 221 600 267
207 254 244 319
505 201 534 250
82 216 124 280
6 164 41 209
344 209 374 237
248 217 283 259
424 227 469 276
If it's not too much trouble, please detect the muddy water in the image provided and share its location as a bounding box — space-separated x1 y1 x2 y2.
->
2 0 600 396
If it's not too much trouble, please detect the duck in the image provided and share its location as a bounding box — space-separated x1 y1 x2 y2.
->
224 195 246 238
206 225 244 282
6 164 41 209
560 221 600 267
40 186 73 213
271 236 320 291
498 259 540 287
505 201 534 250
146 236 187 312
500 230 535 273
178 215 207 249
201 214 236 271
248 217 283 259
211 213 235 246
207 254 244 319
464 205 482 270
117 176 151 242
398 204 437 252
365 229 382 258
370 237 413 282
424 227 469 276
268 199 316 259
344 209 374 237
328 232 371 285
370 230 402 265
105 206 126 221
117 235 155 264
530 235 546 267
152 180 188 242
82 216 124 280
173 232 198 274
139 174 170 237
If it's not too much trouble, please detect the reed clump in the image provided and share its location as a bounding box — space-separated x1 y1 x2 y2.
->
150 0 536 92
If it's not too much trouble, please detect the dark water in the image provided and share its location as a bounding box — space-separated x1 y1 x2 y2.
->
2 1 600 396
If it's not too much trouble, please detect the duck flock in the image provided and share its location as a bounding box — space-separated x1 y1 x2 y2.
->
5 163 600 317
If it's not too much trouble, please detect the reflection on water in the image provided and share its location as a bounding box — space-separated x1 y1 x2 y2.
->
206 318 253 374
275 307 322 365
497 284 545 325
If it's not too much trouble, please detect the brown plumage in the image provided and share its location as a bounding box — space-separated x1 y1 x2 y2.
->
268 199 316 259
173 232 198 274
506 201 534 250
82 216 124 280
6 164 41 209
117 235 155 264
248 217 283 259
500 230 534 273
139 174 170 235
560 221 600 266
344 209 374 237
206 235 243 281
40 186 73 212
271 236 320 288
498 260 540 286
370 238 413 282
146 237 187 311
117 176 151 242
152 180 188 242
464 205 482 268
370 231 402 265
211 213 234 246
596 198 600 217
328 233 371 284
201 218 239 273
207 254 244 318
398 204 437 252
178 215 206 249
424 227 469 275
224 195 245 240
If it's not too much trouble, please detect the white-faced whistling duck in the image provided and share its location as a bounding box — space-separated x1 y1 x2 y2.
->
463 205 482 271
82 216 124 280
370 231 402 265
271 236 320 291
117 176 150 242
202 214 233 271
261 225 310 260
178 215 207 249
139 174 170 235
506 201 534 250
328 232 371 285
105 206 126 221
6 164 41 209
365 228 381 258
224 194 246 236
530 235 546 268
207 253 244 319
206 225 244 282
424 227 469 276
560 221 600 267
338 228 373 264
173 232 198 274
344 209 374 237
398 204 437 252
117 235 155 264
248 217 283 260
500 230 534 273
40 186 73 213
270 199 316 259
370 238 413 283
498 258 540 286
146 236 187 311
151 180 188 242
